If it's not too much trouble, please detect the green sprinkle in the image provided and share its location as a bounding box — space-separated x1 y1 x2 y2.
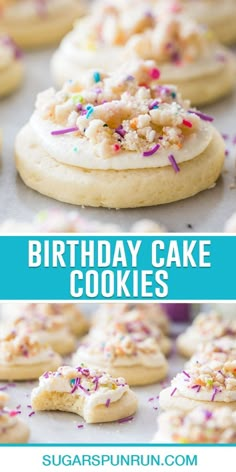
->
73 147 78 152
103 124 108 127
72 94 84 104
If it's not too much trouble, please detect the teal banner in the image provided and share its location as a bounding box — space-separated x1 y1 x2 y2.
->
0 235 233 301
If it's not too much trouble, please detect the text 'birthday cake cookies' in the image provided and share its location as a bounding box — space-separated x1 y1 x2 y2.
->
15 60 225 208
177 312 236 358
31 365 138 424
52 2 236 106
0 0 87 49
0 330 62 381
0 34 24 96
0 392 30 443
154 406 236 443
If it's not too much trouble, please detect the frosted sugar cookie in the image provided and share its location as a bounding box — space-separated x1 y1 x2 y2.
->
90 307 172 355
52 3 236 106
31 365 138 424
154 406 236 443
51 1 158 85
159 357 236 412
0 330 62 380
93 303 170 334
0 393 30 443
169 0 236 45
0 34 23 97
0 0 87 49
1 303 89 337
177 312 236 358
15 60 225 209
123 10 236 106
187 337 236 369
73 331 168 386
6 312 76 356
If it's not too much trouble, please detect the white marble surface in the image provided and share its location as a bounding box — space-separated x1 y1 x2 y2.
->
0 48 236 232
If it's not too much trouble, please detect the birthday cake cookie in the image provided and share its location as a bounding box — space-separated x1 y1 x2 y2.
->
15 60 225 208
31 365 138 424
0 0 87 48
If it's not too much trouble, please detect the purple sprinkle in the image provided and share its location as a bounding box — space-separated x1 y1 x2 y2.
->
168 154 180 173
115 125 126 138
211 387 219 402
28 411 35 417
27 405 32 409
170 387 177 397
105 398 111 408
204 410 213 421
183 371 190 379
51 127 78 136
77 424 84 429
118 415 134 424
188 110 214 122
16 405 21 410
148 397 154 402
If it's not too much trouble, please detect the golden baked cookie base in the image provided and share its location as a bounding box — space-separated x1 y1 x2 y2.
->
0 420 30 443
15 124 225 209
32 390 138 424
0 354 61 381
0 60 24 97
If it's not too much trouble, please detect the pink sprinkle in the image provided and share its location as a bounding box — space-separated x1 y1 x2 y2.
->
16 405 21 410
28 411 35 417
51 127 78 136
148 397 154 402
170 387 177 397
168 154 180 173
182 119 192 128
10 411 21 417
105 398 111 408
113 144 121 152
143 143 160 157
149 68 160 80
118 415 134 424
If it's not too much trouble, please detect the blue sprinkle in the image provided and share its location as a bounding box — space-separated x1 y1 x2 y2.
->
93 71 101 83
86 105 94 119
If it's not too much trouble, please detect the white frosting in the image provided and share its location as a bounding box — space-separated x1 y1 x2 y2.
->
31 366 129 414
0 332 57 366
74 345 165 368
30 110 213 171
